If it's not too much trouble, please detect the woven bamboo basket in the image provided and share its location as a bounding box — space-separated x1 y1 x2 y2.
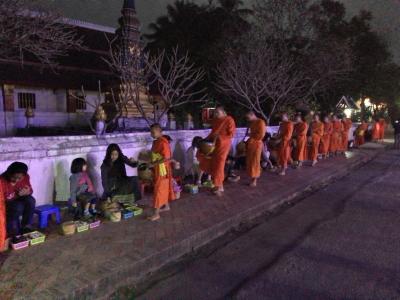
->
61 221 76 236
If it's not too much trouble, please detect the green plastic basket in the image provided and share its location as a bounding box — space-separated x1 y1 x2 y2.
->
24 231 46 246
125 206 143 216
75 221 89 233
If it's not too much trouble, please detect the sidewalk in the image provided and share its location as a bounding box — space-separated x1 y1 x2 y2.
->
0 145 384 299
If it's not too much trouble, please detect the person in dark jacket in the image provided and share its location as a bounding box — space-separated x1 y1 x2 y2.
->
100 144 141 204
393 119 400 149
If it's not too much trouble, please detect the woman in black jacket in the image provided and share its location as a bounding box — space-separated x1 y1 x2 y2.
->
101 144 141 203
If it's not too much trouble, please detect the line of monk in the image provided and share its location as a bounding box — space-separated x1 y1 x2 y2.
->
199 109 364 190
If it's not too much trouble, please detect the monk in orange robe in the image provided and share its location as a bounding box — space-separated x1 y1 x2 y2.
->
372 119 380 142
277 113 294 176
342 117 353 151
320 116 333 158
206 106 236 196
310 114 324 166
245 111 266 187
293 114 308 167
330 115 343 155
379 118 386 141
355 121 369 147
148 124 175 221
0 181 6 251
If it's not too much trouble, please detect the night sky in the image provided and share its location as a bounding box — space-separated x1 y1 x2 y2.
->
40 0 399 62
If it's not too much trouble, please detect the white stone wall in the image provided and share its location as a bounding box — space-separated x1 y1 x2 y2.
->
0 129 249 206
0 124 356 206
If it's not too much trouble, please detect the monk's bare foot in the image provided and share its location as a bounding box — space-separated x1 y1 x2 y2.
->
214 190 224 197
312 160 318 167
279 170 286 176
148 214 160 221
160 205 170 212
249 179 257 187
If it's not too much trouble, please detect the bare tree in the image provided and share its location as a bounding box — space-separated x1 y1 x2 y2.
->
148 47 207 122
69 81 121 136
216 43 306 120
105 42 207 125
0 0 83 66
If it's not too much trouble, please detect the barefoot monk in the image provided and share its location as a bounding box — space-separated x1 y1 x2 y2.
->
148 124 175 221
206 106 236 196
245 111 266 187
277 113 294 176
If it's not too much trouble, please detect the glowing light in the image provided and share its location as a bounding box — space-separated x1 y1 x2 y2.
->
344 108 352 118
364 98 372 107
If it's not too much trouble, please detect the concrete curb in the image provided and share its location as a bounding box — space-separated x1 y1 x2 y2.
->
31 149 381 300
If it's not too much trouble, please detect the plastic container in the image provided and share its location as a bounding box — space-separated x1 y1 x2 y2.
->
89 220 101 229
75 221 89 233
11 236 29 250
132 206 143 216
125 206 143 217
122 210 134 219
24 231 46 246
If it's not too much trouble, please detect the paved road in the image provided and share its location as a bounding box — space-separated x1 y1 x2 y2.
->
128 150 400 300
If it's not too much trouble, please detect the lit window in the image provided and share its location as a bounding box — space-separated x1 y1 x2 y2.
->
18 93 36 109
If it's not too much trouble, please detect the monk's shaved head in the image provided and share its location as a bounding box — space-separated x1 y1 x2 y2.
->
150 123 163 139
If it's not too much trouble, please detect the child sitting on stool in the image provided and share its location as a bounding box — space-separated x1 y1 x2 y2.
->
70 158 97 218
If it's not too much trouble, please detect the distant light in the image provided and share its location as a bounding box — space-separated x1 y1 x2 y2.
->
364 98 372 108
344 108 352 118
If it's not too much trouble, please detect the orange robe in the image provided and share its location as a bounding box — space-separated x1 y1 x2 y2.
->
294 121 308 162
246 119 266 178
379 119 386 140
278 121 294 169
320 122 332 155
372 122 380 141
152 136 176 209
0 180 6 251
330 121 343 152
355 122 368 146
208 116 236 188
310 121 324 161
342 119 353 151
196 151 212 174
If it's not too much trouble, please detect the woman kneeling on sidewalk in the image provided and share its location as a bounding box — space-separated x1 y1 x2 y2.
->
0 162 36 238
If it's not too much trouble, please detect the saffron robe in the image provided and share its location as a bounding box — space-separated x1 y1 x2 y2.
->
355 122 369 146
208 116 236 187
342 118 353 151
196 151 212 174
330 121 343 152
310 121 324 161
278 121 294 169
372 122 380 141
246 119 266 178
379 119 386 140
152 136 176 209
294 121 308 162
320 122 332 155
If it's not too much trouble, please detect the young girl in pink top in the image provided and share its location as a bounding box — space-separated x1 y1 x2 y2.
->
70 158 97 218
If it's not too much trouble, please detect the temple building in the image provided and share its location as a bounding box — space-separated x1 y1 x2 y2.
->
0 0 158 136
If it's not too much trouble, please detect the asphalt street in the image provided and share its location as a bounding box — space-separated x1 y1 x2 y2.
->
131 150 400 300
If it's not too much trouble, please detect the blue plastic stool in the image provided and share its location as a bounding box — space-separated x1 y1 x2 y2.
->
34 205 61 229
